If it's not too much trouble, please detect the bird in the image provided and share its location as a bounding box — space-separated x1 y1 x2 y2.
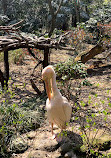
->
42 65 72 139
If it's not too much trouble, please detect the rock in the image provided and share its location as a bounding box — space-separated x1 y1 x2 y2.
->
57 130 83 156
10 137 28 153
27 131 37 139
64 151 77 158
98 141 111 151
59 142 72 155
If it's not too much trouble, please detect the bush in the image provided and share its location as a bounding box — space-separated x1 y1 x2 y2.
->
55 59 87 81
0 102 23 157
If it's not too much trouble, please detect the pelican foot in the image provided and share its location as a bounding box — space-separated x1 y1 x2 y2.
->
51 133 63 142
52 134 56 140
55 134 63 142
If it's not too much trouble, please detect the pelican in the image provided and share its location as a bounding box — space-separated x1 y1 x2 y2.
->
42 65 72 138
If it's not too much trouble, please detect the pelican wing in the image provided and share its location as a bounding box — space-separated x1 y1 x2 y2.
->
54 101 72 129
46 96 72 129
62 101 72 122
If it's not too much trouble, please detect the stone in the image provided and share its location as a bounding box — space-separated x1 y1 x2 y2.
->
64 151 77 158
59 142 72 155
27 131 37 139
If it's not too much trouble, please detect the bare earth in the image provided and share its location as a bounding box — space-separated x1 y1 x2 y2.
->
0 48 111 158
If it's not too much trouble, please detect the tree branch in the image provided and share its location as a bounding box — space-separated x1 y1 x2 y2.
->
55 0 63 16
9 20 24 27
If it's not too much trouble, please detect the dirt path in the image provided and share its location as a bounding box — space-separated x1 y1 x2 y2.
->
12 122 83 158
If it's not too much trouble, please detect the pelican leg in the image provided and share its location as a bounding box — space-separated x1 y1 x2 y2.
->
51 123 54 135
51 123 56 139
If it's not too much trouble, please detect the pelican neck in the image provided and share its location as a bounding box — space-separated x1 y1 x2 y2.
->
51 74 60 96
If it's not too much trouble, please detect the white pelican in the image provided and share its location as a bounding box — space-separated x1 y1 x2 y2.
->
42 65 72 138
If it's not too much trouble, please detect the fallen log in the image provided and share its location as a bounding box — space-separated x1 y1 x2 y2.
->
75 43 105 63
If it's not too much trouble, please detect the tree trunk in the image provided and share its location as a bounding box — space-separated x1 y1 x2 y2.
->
48 0 63 37
75 0 80 24
1 0 8 14
48 15 56 37
4 50 9 88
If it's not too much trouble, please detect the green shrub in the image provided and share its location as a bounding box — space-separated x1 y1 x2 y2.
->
55 59 87 81
0 103 23 157
0 85 45 157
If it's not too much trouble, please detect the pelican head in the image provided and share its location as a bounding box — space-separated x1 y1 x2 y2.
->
42 65 55 81
42 65 55 100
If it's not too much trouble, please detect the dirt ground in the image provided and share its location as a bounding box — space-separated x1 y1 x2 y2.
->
0 47 111 158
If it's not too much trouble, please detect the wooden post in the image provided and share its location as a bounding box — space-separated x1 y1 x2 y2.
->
43 47 50 91
4 50 9 88
0 69 5 89
43 47 50 68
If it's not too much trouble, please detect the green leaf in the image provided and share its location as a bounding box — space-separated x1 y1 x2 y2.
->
77 107 80 110
93 128 97 131
88 96 91 100
107 90 109 94
85 124 90 128
80 101 86 107
90 149 95 154
104 117 107 121
13 103 16 108
75 117 79 120
96 83 99 87
101 100 105 104
108 102 111 107
91 114 95 118
81 134 85 138
103 110 107 115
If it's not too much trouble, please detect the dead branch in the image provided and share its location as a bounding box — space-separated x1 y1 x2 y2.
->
32 61 43 75
30 78 42 95
30 60 43 95
9 20 24 27
75 43 105 63
27 47 42 62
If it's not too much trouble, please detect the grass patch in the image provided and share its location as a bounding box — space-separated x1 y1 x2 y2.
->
0 88 45 157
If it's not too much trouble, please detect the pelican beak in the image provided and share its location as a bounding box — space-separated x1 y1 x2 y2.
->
45 79 52 100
